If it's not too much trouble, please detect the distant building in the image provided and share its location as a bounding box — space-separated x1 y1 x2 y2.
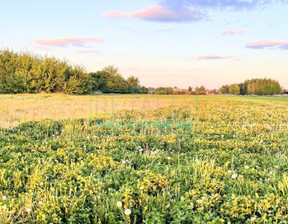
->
206 89 217 95
148 88 155 94
174 88 188 93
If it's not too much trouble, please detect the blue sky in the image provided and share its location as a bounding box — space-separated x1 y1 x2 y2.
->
1 0 288 89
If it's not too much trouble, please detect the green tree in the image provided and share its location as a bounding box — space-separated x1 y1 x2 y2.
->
219 85 229 94
229 84 240 95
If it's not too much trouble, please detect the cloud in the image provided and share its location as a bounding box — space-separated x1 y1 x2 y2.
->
102 6 202 23
246 40 288 49
77 50 101 54
34 38 104 47
194 55 239 60
222 29 248 35
159 0 284 10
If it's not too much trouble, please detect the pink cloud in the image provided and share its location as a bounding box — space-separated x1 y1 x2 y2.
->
34 38 104 47
246 40 288 50
194 55 238 60
222 29 248 35
77 50 101 54
101 6 202 23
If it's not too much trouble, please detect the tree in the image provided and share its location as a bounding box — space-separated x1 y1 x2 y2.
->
196 85 206 95
102 65 119 76
229 84 240 95
219 85 229 94
127 76 140 87
0 49 91 94
241 78 282 95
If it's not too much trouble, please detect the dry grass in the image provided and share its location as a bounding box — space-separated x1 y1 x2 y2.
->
0 94 198 128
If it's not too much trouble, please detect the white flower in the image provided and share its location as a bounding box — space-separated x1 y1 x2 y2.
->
38 201 43 205
2 205 6 209
116 201 122 208
124 209 131 216
221 135 224 138
196 199 203 204
245 165 249 170
2 195 7 201
39 182 44 186
251 216 257 222
122 160 126 164
86 136 90 139
26 207 32 213
232 173 238 179
228 170 232 173
167 157 171 160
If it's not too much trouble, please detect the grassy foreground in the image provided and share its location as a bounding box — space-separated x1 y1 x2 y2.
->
0 94 288 223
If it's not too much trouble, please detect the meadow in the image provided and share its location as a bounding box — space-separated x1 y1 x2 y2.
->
0 94 288 223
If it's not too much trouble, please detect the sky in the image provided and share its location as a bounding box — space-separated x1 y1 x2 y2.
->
0 0 288 89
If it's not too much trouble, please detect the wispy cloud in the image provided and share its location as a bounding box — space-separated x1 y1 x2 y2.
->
222 29 248 35
34 38 104 47
77 50 101 54
102 6 202 23
194 55 239 60
102 1 286 23
246 40 288 50
159 0 284 10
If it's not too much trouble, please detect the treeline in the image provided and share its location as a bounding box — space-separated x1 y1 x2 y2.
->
152 86 208 95
0 50 146 94
220 78 284 96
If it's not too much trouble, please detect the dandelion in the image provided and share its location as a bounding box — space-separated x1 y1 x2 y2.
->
26 207 32 213
124 209 131 216
232 173 238 179
2 195 6 201
116 201 122 209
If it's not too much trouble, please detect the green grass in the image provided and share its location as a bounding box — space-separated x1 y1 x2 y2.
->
1 94 288 223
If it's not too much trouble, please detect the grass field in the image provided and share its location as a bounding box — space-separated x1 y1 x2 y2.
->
1 94 288 223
